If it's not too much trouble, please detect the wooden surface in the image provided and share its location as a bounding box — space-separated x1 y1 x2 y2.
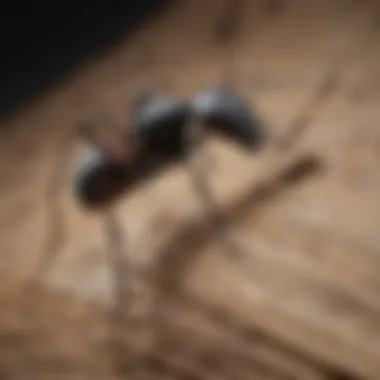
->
0 0 380 378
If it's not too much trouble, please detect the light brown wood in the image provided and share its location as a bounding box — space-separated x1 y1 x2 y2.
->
1 0 380 378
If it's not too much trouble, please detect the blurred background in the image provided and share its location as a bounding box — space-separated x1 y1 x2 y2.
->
0 0 380 378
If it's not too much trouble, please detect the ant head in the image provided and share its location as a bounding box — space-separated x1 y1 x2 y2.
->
192 87 266 151
74 148 131 210
74 145 180 211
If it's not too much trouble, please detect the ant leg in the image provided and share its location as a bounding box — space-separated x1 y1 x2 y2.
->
183 115 323 282
184 116 251 269
17 132 74 310
102 208 133 375
79 116 133 331
103 209 130 326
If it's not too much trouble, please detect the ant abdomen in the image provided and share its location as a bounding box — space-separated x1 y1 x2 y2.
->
131 92 191 160
74 148 130 210
192 87 265 150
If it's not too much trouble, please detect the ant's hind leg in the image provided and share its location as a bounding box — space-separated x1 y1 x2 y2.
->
184 116 249 267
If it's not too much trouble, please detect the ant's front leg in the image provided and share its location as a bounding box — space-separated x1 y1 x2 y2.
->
71 121 139 376
17 130 75 312
101 207 135 377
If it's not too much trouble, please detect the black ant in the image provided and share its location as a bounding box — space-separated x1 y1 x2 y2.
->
15 69 337 376
15 85 266 338
75 87 265 210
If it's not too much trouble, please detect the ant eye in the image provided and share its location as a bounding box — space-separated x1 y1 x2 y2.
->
192 87 266 150
74 149 130 209
131 94 191 159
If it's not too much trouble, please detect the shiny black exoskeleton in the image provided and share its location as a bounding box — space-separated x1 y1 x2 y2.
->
131 87 265 155
74 149 131 210
131 90 191 160
74 87 266 210
74 146 174 210
192 86 265 150
74 92 191 210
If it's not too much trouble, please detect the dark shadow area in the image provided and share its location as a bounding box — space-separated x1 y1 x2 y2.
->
0 0 171 121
